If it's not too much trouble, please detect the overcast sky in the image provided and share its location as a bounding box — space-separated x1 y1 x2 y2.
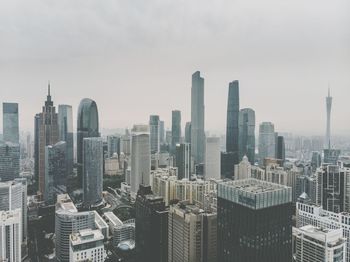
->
0 0 349 135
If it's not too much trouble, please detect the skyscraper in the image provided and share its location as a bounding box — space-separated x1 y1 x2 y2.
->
238 108 255 164
326 88 332 149
130 125 151 196
44 141 67 205
258 122 275 166
83 137 103 207
204 137 221 180
185 122 191 144
175 143 191 180
58 104 74 175
191 71 205 164
159 120 165 144
149 115 160 154
2 102 19 144
135 185 168 262
0 141 20 182
37 85 59 196
226 81 240 160
276 135 286 163
107 135 121 157
171 110 181 152
217 179 292 262
34 113 40 190
77 98 99 186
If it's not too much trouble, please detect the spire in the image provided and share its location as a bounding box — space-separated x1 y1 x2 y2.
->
48 81 51 96
328 83 331 97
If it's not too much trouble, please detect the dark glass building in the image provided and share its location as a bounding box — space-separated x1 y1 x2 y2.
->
171 110 181 153
226 81 239 164
217 179 293 262
276 135 286 164
77 98 99 186
2 102 19 144
175 143 191 180
135 185 168 262
34 113 40 191
220 152 235 179
185 122 191 144
238 108 255 164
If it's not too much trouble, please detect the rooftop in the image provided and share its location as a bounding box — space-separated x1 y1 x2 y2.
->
70 229 104 246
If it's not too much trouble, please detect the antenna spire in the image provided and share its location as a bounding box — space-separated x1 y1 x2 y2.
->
48 81 51 96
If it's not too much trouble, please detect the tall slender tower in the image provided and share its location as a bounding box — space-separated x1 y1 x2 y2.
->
326 88 332 149
191 71 205 164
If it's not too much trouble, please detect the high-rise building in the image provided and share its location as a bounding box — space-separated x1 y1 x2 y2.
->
175 143 191 180
37 85 59 196
83 137 103 207
217 179 292 262
324 148 341 165
0 209 22 262
58 104 74 175
168 202 217 262
205 137 221 180
234 155 252 180
121 129 131 156
326 88 332 149
2 102 19 144
107 135 121 157
258 122 275 166
293 225 346 262
185 122 191 144
44 141 67 205
276 135 286 163
0 141 20 182
226 81 239 162
159 120 165 144
311 151 322 171
55 194 95 262
130 125 151 196
191 71 205 164
238 108 255 164
171 110 181 153
149 115 160 154
34 113 40 190
220 152 235 179
135 185 168 262
77 98 99 186
69 229 106 262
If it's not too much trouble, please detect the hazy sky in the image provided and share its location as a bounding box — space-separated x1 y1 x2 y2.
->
0 0 349 135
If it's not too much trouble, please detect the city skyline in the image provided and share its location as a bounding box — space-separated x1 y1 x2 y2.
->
0 0 349 135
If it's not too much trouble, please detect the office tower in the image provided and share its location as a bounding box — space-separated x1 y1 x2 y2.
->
83 137 103 207
324 149 341 164
0 209 22 262
258 122 276 166
238 108 255 164
185 122 191 144
175 143 191 180
26 133 32 159
37 85 59 196
135 185 168 262
159 120 165 144
293 225 345 262
130 125 151 195
2 102 19 143
311 151 322 171
220 152 235 179
217 179 292 262
171 110 181 152
0 180 27 245
168 202 217 262
165 130 172 145
107 135 120 158
77 98 99 186
149 115 160 154
234 155 252 180
121 129 131 156
205 137 221 180
326 88 332 149
55 194 95 262
69 229 106 262
296 202 350 262
0 141 20 181
226 81 239 161
44 141 67 205
34 113 40 189
58 104 74 175
191 71 205 164
276 135 286 163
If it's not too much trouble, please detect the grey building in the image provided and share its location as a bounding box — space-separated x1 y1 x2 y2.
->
34 113 40 190
149 115 160 154
171 110 181 153
77 98 99 186
175 143 191 180
83 137 103 207
238 108 255 164
185 122 191 144
107 135 121 157
159 120 165 144
58 104 74 176
44 141 67 205
191 71 205 164
2 102 19 144
258 122 276 166
0 141 20 182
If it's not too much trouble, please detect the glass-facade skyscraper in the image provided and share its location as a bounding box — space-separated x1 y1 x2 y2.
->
171 110 181 153
226 81 239 164
149 115 160 154
258 122 275 166
238 108 255 164
2 102 19 144
77 98 99 186
0 141 20 182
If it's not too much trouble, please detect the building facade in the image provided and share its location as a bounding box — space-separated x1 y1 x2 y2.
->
0 141 20 182
2 102 19 144
171 110 181 153
175 143 191 180
204 137 221 180
238 108 255 164
150 115 161 154
258 122 275 166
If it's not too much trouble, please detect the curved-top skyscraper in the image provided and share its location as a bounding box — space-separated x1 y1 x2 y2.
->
77 98 99 186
